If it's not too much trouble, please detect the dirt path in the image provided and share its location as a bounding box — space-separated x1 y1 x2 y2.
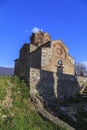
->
2 80 13 109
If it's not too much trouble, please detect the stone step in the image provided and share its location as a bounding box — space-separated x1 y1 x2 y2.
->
82 96 87 98
81 97 87 101
84 88 87 91
82 93 87 95
82 92 87 95
81 93 87 96
83 91 87 93
82 95 87 97
82 94 87 97
82 96 87 99
81 94 87 97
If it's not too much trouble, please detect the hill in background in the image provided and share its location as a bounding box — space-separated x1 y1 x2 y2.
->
0 67 14 76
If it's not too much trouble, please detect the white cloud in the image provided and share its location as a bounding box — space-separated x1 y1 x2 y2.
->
31 27 43 33
41 29 43 32
31 27 40 33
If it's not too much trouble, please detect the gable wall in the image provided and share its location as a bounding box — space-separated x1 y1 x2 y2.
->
41 40 74 75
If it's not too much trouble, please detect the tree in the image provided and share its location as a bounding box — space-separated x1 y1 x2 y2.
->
74 62 86 76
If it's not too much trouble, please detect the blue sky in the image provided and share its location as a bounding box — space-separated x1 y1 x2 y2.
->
0 0 87 67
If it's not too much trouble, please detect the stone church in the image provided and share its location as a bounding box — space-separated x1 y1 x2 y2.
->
15 31 78 102
15 31 74 77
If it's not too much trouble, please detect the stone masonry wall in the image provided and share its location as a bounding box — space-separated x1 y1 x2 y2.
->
30 49 41 69
30 68 86 103
30 68 40 96
41 48 52 67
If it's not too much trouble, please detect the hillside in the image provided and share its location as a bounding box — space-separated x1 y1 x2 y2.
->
0 76 64 130
0 67 14 76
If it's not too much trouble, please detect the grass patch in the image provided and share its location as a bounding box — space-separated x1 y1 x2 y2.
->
0 76 9 100
0 84 7 100
0 76 65 130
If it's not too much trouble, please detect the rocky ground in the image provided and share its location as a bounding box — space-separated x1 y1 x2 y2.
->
43 99 87 130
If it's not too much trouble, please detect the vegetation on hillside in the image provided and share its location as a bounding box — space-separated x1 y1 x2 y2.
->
0 76 65 130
